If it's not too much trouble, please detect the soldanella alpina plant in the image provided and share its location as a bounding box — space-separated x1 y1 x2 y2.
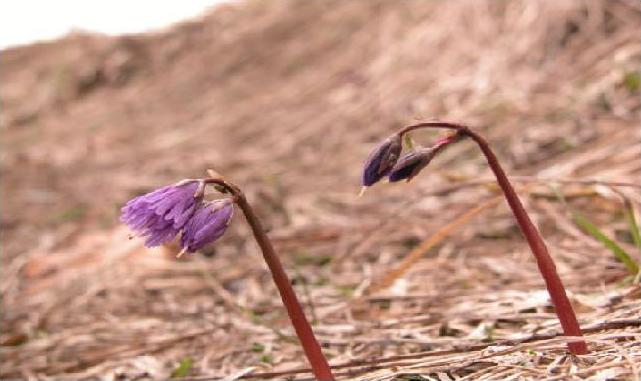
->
121 176 335 381
361 121 589 355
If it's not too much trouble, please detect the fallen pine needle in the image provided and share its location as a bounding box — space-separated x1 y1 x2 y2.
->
366 194 504 294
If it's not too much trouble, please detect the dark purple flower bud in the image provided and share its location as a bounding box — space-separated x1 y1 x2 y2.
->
180 199 234 254
388 148 438 183
120 180 201 247
361 134 402 186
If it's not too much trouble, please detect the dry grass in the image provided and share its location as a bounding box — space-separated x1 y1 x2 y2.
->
2 0 640 379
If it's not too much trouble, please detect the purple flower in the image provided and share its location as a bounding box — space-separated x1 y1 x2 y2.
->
120 180 201 247
180 200 234 254
388 148 437 183
361 134 402 186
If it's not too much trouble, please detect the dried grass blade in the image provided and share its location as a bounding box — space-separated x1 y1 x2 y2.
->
368 195 503 294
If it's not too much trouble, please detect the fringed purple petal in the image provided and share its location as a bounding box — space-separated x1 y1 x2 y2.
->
120 180 201 247
144 220 180 247
180 200 234 253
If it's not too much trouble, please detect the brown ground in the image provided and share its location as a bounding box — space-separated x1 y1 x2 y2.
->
2 0 640 379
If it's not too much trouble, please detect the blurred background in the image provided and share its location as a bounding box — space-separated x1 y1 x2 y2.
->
2 0 640 379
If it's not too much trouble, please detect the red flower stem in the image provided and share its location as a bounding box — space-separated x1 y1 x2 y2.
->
203 178 335 380
399 122 588 355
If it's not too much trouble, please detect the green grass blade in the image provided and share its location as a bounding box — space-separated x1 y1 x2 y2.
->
404 133 416 150
624 199 641 249
171 357 193 378
572 212 639 274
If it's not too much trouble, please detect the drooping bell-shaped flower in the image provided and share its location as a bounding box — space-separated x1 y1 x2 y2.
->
180 199 234 254
120 180 202 247
361 134 402 186
388 147 438 183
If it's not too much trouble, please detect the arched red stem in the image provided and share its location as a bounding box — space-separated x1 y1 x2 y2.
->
397 122 588 355
203 178 335 380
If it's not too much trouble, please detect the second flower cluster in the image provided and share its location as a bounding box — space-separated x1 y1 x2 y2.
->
120 180 234 255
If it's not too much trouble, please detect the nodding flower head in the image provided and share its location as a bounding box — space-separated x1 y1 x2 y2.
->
388 148 438 183
361 134 402 186
120 180 202 247
180 199 234 254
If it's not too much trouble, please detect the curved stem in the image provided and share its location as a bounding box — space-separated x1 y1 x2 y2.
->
399 121 466 136
203 178 335 380
397 122 588 355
